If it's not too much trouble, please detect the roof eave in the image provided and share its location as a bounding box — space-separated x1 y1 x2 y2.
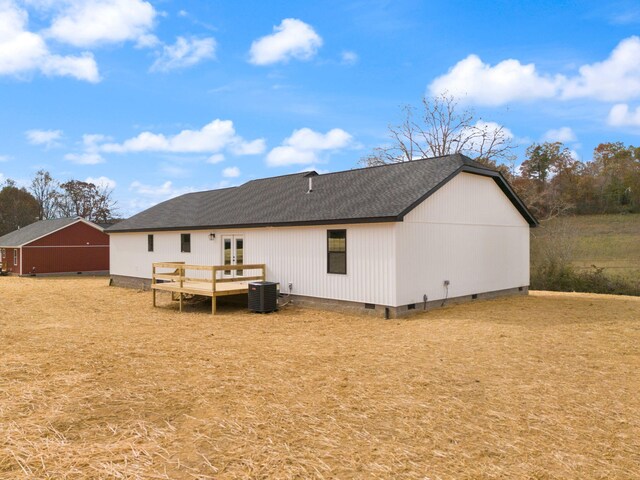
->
106 216 399 234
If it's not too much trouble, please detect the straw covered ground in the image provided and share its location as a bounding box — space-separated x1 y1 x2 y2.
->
1 277 639 479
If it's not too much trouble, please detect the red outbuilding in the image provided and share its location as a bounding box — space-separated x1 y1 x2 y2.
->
0 217 109 275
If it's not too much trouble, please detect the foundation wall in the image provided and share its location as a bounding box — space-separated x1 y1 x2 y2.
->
110 274 527 318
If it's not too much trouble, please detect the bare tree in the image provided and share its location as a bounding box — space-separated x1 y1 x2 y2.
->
362 94 515 168
30 170 59 220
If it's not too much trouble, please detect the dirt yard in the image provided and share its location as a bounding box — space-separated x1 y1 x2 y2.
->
1 277 639 479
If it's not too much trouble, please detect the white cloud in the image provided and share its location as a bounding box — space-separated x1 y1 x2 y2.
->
207 153 225 165
101 119 263 155
41 52 99 81
207 153 225 164
429 36 640 105
286 128 353 150
129 180 193 198
474 120 514 139
229 138 266 155
608 103 640 127
341 50 358 65
64 133 108 164
266 127 353 167
222 166 240 178
64 152 104 164
46 0 157 48
160 163 190 178
135 33 159 49
151 36 216 72
0 1 99 82
85 175 116 189
562 37 640 101
249 18 322 65
429 54 561 106
0 155 9 162
25 128 63 147
83 133 110 146
542 127 577 143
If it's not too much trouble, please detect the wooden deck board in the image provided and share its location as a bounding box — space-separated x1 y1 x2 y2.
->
152 280 251 297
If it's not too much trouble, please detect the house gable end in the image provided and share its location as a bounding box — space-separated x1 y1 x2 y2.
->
397 166 538 227
25 220 109 247
403 172 529 227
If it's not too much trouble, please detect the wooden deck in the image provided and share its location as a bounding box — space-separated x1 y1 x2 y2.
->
151 262 266 314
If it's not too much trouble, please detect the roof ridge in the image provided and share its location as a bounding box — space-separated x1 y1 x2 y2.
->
242 171 310 184
312 153 470 178
181 185 238 196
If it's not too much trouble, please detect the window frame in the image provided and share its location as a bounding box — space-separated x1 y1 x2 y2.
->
147 234 154 252
327 229 347 275
180 233 191 253
13 249 18 266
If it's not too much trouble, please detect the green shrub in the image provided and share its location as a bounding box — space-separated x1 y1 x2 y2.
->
532 263 640 296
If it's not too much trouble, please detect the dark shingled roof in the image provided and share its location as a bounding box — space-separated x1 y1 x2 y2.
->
108 154 537 233
0 217 85 247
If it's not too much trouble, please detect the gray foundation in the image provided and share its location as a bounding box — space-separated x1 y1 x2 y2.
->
110 274 152 290
289 286 528 319
110 275 528 318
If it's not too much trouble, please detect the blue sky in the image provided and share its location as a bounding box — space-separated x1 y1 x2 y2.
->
1 0 640 216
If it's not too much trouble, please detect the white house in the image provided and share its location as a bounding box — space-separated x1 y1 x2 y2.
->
107 154 537 317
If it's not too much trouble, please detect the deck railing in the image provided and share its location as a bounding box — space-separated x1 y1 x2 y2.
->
151 262 266 314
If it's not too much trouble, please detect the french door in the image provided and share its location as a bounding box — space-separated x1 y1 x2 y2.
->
221 235 244 278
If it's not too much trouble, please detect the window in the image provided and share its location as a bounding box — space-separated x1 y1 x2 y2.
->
14 249 18 266
147 234 154 252
180 233 191 253
327 229 346 274
1 248 4 259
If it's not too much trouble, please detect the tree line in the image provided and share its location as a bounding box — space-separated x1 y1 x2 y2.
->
363 94 640 220
0 170 117 237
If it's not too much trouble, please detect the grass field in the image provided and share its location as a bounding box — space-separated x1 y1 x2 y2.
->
2 277 640 479
532 213 640 283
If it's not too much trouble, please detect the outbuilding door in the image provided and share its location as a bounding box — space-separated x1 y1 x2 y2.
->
221 235 244 278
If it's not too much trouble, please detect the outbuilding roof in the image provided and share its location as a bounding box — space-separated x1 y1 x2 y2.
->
0 217 99 247
108 154 538 233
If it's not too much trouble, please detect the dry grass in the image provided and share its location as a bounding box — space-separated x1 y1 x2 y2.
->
1 277 639 479
533 214 640 282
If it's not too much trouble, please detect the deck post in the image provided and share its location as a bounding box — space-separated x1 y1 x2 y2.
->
211 265 217 315
152 264 156 307
179 265 184 313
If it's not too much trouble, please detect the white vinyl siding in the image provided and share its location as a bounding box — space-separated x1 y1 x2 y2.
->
110 223 396 306
110 231 215 280
394 172 530 306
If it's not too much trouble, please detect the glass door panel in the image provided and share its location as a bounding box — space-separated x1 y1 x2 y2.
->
235 238 244 276
223 237 232 276
221 235 244 278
